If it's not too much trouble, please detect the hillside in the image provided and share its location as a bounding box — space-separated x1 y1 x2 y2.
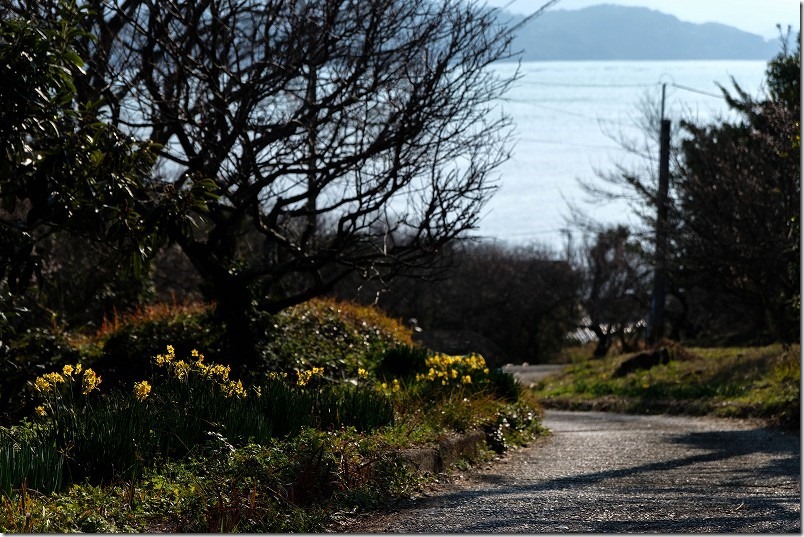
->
501 4 780 61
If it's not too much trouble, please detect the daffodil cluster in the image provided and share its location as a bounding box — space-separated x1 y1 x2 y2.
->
31 363 101 417
153 345 249 399
415 352 490 387
296 367 324 387
379 378 401 394
32 363 101 396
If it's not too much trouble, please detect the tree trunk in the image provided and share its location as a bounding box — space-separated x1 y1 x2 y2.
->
202 272 261 375
590 324 612 358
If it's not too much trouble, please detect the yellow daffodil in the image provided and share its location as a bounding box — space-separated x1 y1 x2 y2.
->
133 380 152 401
34 376 50 393
174 360 190 380
81 369 101 394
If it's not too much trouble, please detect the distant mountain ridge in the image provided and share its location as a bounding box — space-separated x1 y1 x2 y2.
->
500 4 780 61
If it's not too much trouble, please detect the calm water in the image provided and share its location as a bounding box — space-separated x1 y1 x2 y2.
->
478 60 769 250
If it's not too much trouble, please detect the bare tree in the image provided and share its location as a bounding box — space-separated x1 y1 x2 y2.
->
5 0 549 365
578 226 651 357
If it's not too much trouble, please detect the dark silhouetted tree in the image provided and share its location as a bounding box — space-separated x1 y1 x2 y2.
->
674 38 800 343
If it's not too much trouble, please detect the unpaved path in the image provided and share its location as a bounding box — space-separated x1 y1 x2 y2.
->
337 410 800 533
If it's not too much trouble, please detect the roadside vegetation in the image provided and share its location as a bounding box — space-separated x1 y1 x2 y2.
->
0 299 543 533
533 341 800 429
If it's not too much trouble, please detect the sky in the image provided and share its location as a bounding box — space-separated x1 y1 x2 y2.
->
485 0 800 39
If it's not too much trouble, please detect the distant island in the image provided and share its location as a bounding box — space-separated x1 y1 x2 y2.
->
499 4 782 61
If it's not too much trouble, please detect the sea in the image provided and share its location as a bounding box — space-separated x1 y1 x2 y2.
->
477 60 770 251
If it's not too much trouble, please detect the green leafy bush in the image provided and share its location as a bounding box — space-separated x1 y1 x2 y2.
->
93 303 223 388
258 298 412 376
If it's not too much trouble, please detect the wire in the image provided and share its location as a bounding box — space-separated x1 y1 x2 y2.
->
521 80 661 88
500 99 599 120
669 82 725 99
518 137 630 152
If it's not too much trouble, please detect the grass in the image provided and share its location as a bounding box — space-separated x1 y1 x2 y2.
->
0 299 544 532
532 341 800 428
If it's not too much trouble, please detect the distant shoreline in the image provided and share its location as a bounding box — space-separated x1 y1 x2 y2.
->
498 4 783 63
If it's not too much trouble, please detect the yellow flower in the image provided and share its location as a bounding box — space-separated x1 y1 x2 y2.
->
204 363 230 381
35 405 46 417
224 380 247 398
461 375 472 385
392 378 401 392
74 363 82 375
357 368 369 379
81 369 101 394
34 376 50 393
173 360 190 380
297 370 312 387
156 345 176 367
43 372 65 386
34 372 66 392
62 364 74 377
191 349 200 358
133 380 152 401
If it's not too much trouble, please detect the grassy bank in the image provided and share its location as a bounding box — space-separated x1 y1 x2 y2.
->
0 299 544 532
533 342 800 429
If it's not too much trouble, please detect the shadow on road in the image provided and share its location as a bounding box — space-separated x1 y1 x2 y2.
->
395 422 800 533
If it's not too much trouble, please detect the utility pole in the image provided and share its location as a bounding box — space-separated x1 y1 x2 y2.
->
648 84 671 345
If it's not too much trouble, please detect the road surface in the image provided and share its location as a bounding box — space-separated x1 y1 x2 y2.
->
338 410 800 533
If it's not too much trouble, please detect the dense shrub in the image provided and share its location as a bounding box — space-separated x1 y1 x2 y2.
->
92 303 223 388
257 298 412 376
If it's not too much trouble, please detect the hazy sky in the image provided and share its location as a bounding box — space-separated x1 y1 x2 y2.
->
486 0 800 39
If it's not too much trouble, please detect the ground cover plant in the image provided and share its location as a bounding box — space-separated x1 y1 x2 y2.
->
0 299 543 532
533 341 800 429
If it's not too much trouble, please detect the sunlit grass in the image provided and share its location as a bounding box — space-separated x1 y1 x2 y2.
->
533 343 800 427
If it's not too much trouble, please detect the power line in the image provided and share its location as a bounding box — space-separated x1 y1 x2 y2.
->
521 80 660 89
500 99 599 120
518 137 630 152
669 82 725 99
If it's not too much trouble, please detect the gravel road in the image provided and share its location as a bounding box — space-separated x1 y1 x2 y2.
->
337 410 801 533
